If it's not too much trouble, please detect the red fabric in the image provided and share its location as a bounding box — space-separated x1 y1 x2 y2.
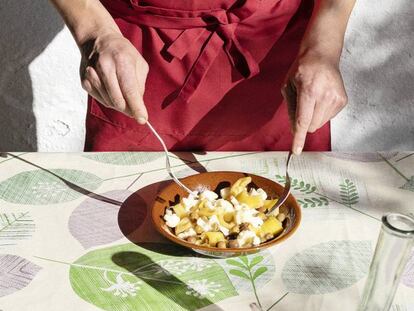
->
85 0 331 151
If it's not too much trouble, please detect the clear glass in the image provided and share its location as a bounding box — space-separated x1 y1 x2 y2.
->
358 213 414 311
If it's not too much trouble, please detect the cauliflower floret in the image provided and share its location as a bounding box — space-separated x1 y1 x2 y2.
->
237 230 261 247
196 215 230 236
164 209 180 228
182 194 198 212
235 207 263 228
199 190 219 201
249 188 268 201
177 228 196 239
220 187 231 199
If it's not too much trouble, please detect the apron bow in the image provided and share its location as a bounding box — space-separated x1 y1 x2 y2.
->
101 0 263 102
165 0 261 101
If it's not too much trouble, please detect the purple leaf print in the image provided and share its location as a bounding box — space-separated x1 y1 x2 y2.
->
0 254 41 297
68 190 147 249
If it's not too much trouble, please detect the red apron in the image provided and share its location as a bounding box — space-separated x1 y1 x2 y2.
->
85 0 331 151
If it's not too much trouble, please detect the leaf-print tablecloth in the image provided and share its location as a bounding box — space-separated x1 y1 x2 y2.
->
0 152 413 311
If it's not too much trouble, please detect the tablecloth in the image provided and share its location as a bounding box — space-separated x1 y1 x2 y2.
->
0 152 413 311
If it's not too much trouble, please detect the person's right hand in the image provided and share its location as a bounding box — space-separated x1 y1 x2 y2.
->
80 30 149 124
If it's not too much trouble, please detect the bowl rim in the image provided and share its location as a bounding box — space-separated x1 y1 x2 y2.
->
151 171 302 253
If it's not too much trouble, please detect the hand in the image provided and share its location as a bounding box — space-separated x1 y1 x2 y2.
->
282 51 348 154
80 30 149 124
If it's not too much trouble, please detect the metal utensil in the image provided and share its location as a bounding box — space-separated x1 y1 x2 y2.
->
266 151 293 216
146 120 195 196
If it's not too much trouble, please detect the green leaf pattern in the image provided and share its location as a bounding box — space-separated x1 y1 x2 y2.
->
225 259 245 270
252 267 267 281
0 169 102 204
70 243 238 311
83 153 163 166
275 175 330 210
222 254 273 308
297 197 329 208
339 179 359 206
249 256 264 268
0 212 35 248
229 269 250 280
225 255 268 281
282 240 372 294
219 252 274 292
275 175 316 194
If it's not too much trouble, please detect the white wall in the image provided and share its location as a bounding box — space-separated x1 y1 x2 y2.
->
0 1 85 152
335 0 414 150
0 0 413 151
30 29 86 151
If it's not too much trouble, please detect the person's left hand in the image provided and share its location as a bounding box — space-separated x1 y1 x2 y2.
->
282 51 348 155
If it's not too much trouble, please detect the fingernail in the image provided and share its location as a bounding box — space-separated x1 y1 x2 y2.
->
293 146 302 155
137 117 147 124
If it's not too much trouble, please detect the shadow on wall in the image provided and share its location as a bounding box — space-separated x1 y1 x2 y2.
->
338 0 414 150
0 1 64 151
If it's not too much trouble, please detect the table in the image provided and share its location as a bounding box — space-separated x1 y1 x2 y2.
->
0 152 413 311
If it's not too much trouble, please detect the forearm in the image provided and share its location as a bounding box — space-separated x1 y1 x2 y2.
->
49 0 120 46
300 0 356 63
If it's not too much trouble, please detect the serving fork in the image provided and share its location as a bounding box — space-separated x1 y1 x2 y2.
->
266 151 293 216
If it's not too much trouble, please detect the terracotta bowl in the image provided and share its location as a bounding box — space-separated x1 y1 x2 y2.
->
152 171 301 258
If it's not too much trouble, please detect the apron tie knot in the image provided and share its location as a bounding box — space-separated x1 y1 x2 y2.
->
104 0 262 102
165 0 261 102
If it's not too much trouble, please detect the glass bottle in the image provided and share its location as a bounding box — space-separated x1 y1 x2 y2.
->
358 213 414 311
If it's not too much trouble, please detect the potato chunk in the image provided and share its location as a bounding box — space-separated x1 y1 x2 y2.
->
173 203 187 218
230 177 252 196
197 199 215 217
203 232 225 247
263 199 278 212
218 213 235 229
223 212 234 223
259 216 283 237
236 190 263 209
198 207 215 217
175 217 192 235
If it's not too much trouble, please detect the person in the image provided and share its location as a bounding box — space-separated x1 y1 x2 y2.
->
50 0 355 154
